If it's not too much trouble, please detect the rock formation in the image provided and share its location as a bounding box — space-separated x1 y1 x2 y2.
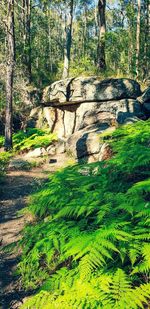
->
28 77 149 162
43 76 141 104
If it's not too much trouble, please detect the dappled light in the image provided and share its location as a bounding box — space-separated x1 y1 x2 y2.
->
17 120 150 309
0 0 150 307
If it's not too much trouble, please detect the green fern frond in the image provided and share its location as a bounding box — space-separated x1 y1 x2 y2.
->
21 269 150 309
18 120 150 308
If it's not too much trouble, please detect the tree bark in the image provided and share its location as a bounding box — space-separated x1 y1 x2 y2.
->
5 0 15 151
97 0 106 71
83 2 88 58
143 0 150 80
94 0 99 37
135 0 141 79
127 2 134 76
62 0 74 79
23 0 32 83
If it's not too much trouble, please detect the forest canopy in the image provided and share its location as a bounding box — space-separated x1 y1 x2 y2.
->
0 0 149 111
0 0 149 149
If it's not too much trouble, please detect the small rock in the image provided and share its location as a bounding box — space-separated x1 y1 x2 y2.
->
123 116 140 124
78 167 90 176
47 145 56 156
49 159 57 164
9 159 31 171
25 147 47 158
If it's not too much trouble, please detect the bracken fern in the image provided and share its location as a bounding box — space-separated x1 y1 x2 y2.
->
18 120 150 308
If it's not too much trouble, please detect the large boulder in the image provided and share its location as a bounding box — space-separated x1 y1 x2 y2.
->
144 102 150 112
137 86 150 114
34 98 142 139
43 77 141 105
28 77 148 163
74 99 142 131
66 125 116 163
27 107 43 128
24 147 47 158
138 87 150 104
40 76 143 139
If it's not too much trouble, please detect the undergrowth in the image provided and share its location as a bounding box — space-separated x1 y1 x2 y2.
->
0 127 56 185
0 128 57 153
0 152 11 180
18 120 150 309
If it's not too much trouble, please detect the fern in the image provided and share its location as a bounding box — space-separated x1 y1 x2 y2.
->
18 120 150 308
21 269 150 309
13 128 57 152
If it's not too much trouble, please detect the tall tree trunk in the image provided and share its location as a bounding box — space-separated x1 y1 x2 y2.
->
136 0 141 79
97 0 106 71
62 0 74 79
143 0 150 80
128 24 133 75
128 2 134 77
47 8 53 73
83 3 87 58
94 0 99 37
5 0 15 151
23 0 32 83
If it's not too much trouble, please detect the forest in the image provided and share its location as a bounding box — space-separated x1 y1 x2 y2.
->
0 0 149 126
0 0 150 309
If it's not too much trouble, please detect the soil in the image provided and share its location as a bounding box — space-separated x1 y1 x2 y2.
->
0 154 69 309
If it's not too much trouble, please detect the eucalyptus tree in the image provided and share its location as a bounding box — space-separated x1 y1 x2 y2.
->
136 0 141 79
143 0 150 79
22 0 32 83
97 0 106 71
1 0 150 135
62 0 74 79
5 0 15 150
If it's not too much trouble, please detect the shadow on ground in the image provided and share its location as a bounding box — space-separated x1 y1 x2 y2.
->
0 170 47 309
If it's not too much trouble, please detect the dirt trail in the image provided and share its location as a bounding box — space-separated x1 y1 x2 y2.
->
0 154 69 309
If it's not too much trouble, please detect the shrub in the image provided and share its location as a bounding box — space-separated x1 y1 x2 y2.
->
0 128 57 153
0 152 11 184
0 135 4 147
13 128 57 152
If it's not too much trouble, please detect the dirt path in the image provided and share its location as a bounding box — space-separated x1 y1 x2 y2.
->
0 154 69 309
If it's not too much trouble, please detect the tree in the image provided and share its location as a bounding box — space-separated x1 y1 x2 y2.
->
5 0 15 150
62 0 74 79
97 0 106 71
1 0 150 123
143 0 150 80
135 0 141 79
22 0 32 83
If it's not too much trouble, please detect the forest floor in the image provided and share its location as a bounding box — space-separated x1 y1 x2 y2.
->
0 154 69 309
